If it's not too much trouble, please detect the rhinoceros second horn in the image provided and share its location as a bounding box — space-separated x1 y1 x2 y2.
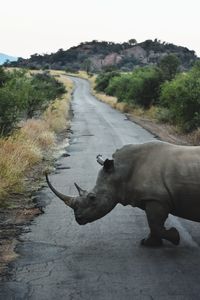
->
74 182 86 196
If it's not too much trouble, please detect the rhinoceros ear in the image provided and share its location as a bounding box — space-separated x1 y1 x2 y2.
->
104 159 114 172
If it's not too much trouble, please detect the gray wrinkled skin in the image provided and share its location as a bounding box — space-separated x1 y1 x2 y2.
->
47 141 200 247
74 167 120 225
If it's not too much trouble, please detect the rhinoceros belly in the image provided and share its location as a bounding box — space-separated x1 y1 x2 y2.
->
170 180 200 222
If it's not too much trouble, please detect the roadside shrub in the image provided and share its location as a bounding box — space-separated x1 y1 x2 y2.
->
95 71 120 92
158 54 180 81
19 119 55 150
0 70 66 135
160 62 200 131
0 70 33 134
26 72 66 118
65 68 78 74
106 67 163 108
0 88 21 135
106 74 132 102
156 107 174 123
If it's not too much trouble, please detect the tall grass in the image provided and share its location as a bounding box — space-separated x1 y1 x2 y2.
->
0 136 42 198
0 72 73 201
44 73 72 133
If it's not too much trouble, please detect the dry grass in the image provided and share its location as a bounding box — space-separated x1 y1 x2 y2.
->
43 99 70 133
66 70 91 80
76 71 91 79
44 74 73 133
183 128 200 145
94 92 118 108
190 129 200 145
0 136 42 197
128 105 159 119
0 72 73 201
115 102 132 113
19 120 55 150
92 86 158 118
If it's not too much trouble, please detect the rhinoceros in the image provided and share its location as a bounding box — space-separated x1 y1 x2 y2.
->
46 141 200 247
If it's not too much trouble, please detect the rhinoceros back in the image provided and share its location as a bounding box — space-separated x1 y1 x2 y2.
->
112 141 200 221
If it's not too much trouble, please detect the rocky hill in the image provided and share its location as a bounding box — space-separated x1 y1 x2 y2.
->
7 39 198 71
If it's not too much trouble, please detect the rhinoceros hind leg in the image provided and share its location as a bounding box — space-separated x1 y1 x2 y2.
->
166 227 180 245
141 235 163 247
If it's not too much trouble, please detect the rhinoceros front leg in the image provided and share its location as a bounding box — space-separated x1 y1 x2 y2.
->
141 201 180 247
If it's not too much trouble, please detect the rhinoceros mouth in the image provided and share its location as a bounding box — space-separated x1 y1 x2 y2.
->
75 216 88 225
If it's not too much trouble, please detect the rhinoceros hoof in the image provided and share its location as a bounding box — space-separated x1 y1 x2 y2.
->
168 227 180 245
141 237 163 247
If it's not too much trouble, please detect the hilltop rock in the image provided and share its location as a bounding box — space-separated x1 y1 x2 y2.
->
7 40 197 72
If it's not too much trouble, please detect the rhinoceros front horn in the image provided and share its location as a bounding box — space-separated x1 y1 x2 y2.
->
74 182 86 196
45 173 76 209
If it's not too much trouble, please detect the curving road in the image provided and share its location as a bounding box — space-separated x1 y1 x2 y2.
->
1 77 200 299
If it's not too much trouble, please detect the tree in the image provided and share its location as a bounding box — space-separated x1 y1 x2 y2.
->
159 54 180 81
160 61 200 131
128 39 137 46
105 67 163 107
0 70 66 134
95 71 120 92
82 59 91 74
0 88 21 134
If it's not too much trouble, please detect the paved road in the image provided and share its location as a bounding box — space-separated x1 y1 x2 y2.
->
1 77 200 299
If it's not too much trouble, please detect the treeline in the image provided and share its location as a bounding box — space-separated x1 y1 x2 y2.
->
95 55 200 132
0 68 65 135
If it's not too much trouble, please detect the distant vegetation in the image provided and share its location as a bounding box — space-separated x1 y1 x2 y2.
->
160 61 200 131
6 39 197 72
0 68 65 135
95 56 200 132
0 70 72 201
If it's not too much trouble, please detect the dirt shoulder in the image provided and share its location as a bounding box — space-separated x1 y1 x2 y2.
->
0 128 71 277
0 163 46 276
126 114 190 145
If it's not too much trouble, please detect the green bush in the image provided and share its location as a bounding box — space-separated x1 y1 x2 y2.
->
156 107 174 123
25 73 65 118
106 67 163 108
158 54 180 81
0 70 29 134
105 74 131 102
0 70 66 135
0 89 20 134
95 71 120 92
160 62 200 131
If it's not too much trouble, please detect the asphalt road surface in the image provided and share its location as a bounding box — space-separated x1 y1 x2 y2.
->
1 77 200 300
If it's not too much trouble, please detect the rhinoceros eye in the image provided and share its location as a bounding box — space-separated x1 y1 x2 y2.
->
88 193 96 201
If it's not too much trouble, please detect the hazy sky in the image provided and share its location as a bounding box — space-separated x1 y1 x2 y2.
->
1 0 200 58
